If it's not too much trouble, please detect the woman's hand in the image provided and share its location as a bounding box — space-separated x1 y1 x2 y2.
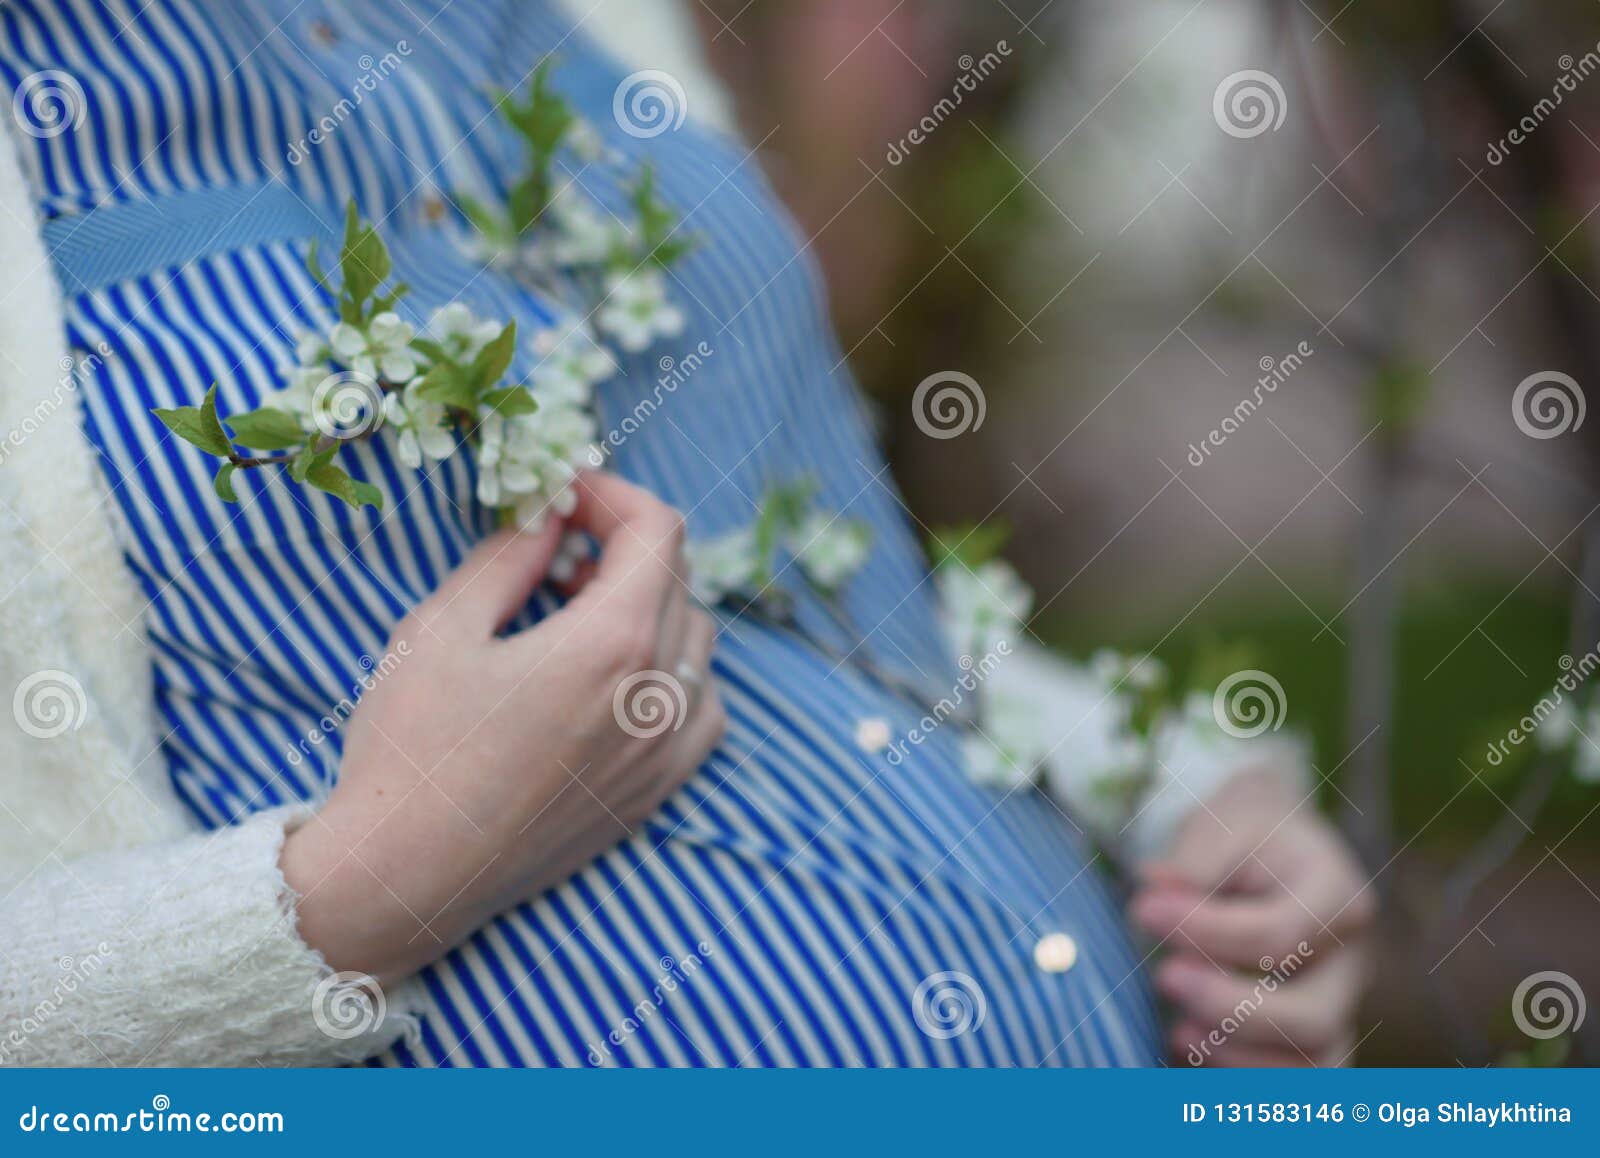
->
281 472 725 983
1128 767 1376 1067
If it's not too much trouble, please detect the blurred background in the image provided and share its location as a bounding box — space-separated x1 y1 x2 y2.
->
692 0 1600 1065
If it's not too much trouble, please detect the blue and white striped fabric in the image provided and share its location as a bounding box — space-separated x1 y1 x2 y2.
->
3 0 1162 1066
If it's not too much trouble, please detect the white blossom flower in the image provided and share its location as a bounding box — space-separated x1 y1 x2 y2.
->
265 364 324 430
473 395 598 526
566 119 606 164
937 558 1034 661
596 267 685 353
686 526 760 604
961 731 1034 793
381 384 457 469
428 302 503 364
526 183 618 270
329 311 418 384
529 318 616 403
295 330 329 365
791 512 870 591
1571 704 1600 783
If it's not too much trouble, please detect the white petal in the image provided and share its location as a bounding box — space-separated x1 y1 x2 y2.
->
329 323 366 359
397 428 422 470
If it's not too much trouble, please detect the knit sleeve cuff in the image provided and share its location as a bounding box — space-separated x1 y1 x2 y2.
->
0 805 424 1067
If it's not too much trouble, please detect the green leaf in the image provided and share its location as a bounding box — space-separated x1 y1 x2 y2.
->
502 63 574 159
289 441 329 483
413 362 478 411
338 199 392 316
305 456 384 510
457 193 512 246
226 406 308 450
410 337 450 364
213 462 239 503
467 322 517 392
928 521 1011 571
627 164 696 268
480 386 539 417
305 238 332 291
152 384 232 457
371 283 411 314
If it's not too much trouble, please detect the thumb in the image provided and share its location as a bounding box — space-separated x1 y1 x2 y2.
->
418 521 566 638
1140 806 1251 895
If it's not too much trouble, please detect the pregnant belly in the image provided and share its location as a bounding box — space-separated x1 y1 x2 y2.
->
378 624 1163 1068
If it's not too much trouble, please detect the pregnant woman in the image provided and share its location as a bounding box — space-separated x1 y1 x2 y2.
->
0 0 1369 1066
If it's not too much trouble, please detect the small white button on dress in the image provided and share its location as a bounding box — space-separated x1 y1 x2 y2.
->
1033 932 1078 974
855 717 891 754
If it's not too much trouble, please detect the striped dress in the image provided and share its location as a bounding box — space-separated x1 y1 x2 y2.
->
2 0 1162 1066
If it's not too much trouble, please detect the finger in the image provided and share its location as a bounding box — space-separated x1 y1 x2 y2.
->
655 582 692 674
1134 884 1329 967
1156 947 1366 1053
1142 818 1252 895
414 521 564 638
655 690 726 787
562 472 686 620
676 608 715 697
651 615 724 769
